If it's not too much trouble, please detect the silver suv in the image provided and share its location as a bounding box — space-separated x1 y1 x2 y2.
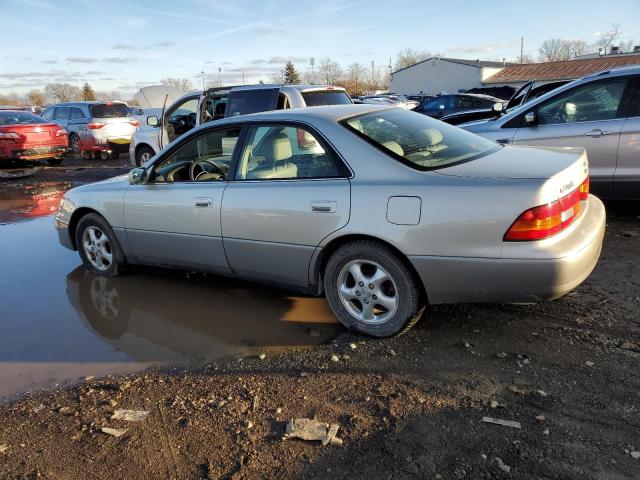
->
129 84 352 166
42 101 138 160
461 66 640 199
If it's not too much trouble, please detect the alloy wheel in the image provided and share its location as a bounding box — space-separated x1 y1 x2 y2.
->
337 259 399 324
82 226 113 272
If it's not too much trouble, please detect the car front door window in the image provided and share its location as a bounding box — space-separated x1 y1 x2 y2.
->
537 79 628 125
154 127 241 183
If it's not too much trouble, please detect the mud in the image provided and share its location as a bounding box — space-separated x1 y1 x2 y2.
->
0 166 638 479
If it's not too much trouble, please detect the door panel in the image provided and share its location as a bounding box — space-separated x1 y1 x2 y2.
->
614 116 640 199
124 182 229 271
221 179 350 286
512 119 624 198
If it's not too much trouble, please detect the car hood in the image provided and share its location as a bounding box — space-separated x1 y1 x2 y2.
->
71 174 129 192
434 145 588 180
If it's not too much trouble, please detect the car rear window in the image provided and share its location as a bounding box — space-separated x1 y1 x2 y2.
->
342 108 500 171
0 111 47 125
90 103 129 118
301 91 352 106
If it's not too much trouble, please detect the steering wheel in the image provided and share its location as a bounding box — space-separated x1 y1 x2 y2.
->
189 159 224 181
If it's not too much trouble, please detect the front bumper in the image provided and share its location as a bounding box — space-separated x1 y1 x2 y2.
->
55 217 75 250
409 195 606 304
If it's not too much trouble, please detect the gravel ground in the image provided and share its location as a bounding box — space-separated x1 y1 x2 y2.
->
0 163 638 479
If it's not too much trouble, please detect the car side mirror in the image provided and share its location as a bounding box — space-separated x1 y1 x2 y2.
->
524 111 537 125
147 116 159 127
438 104 445 110
492 103 503 112
128 167 147 185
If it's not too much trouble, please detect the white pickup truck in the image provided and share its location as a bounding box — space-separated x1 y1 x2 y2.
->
129 84 352 166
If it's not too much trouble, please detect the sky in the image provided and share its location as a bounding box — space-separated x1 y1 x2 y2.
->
1 0 639 98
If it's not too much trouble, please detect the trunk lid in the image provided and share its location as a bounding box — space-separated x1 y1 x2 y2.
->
1 123 62 146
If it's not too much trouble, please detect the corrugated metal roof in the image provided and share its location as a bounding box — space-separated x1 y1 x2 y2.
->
392 57 508 75
484 54 640 84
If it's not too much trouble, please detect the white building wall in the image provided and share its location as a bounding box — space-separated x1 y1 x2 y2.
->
390 60 494 95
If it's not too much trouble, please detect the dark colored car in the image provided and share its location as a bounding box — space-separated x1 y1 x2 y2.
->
0 110 67 165
420 94 501 119
441 81 570 125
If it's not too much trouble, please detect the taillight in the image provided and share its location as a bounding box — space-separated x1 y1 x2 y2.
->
0 132 21 141
504 177 589 241
87 122 106 129
55 129 66 137
128 120 139 127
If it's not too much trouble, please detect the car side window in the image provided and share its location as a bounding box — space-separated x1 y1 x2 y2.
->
456 96 474 109
153 127 241 183
536 78 628 125
70 108 85 120
425 97 448 111
236 124 343 180
54 107 70 121
41 108 54 120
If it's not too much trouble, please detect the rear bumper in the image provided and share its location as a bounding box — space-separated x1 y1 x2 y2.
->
1 145 66 161
409 195 606 304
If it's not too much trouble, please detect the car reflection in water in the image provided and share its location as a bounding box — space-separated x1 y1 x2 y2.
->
65 266 340 363
0 181 72 224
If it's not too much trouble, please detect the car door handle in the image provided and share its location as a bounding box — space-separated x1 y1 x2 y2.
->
311 201 336 213
496 138 511 144
584 129 611 137
194 197 212 208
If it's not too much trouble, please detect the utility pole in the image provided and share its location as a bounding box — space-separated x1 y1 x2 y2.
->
310 57 315 83
201 71 205 90
520 36 524 63
371 60 375 92
218 67 222 87
242 71 245 85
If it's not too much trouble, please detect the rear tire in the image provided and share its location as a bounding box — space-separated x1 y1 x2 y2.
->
75 213 127 277
323 240 425 337
81 151 92 161
69 133 80 154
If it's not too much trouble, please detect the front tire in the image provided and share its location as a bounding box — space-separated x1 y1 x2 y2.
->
75 213 127 277
135 145 155 167
69 133 80 154
324 241 425 337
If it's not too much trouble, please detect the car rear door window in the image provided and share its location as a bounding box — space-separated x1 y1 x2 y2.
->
226 89 279 117
537 78 629 125
54 107 70 121
456 96 475 109
236 124 344 180
70 108 85 120
424 96 449 111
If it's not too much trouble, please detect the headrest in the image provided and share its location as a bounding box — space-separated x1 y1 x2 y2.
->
382 140 404 156
266 133 292 162
423 128 443 146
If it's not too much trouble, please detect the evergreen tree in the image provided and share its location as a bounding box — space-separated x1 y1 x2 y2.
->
283 61 301 84
81 82 96 101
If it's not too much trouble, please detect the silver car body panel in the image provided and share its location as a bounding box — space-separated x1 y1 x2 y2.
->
461 67 640 199
57 104 605 305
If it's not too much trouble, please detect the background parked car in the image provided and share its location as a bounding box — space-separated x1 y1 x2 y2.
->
420 93 502 119
130 84 352 166
0 105 43 115
42 101 139 160
441 80 570 125
0 110 67 166
461 66 640 200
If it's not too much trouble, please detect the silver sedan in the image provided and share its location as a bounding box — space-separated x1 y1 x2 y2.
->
55 105 606 337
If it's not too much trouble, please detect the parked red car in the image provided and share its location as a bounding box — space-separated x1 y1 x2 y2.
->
0 110 67 165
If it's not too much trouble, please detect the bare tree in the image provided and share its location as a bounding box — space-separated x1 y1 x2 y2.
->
26 89 45 106
394 48 430 70
317 57 343 85
618 38 635 53
160 77 194 91
596 23 621 53
538 38 588 61
344 62 368 94
45 83 82 103
519 53 537 64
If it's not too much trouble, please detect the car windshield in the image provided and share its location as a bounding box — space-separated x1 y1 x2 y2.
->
0 111 47 125
301 90 352 106
90 103 129 118
342 108 500 170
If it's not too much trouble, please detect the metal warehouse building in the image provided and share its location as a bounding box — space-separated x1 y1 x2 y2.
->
389 57 508 95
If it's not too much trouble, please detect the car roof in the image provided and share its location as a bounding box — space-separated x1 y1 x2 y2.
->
207 104 390 126
56 101 127 106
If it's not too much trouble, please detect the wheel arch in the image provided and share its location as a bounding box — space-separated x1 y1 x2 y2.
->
311 233 427 300
134 142 155 159
67 207 103 250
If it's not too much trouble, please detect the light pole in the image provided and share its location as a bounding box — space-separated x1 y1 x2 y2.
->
218 67 222 87
201 71 205 90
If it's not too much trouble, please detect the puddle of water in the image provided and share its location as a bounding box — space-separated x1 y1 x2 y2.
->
0 181 72 224
0 185 339 400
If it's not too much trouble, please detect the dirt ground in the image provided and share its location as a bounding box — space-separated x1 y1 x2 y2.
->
0 162 638 479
